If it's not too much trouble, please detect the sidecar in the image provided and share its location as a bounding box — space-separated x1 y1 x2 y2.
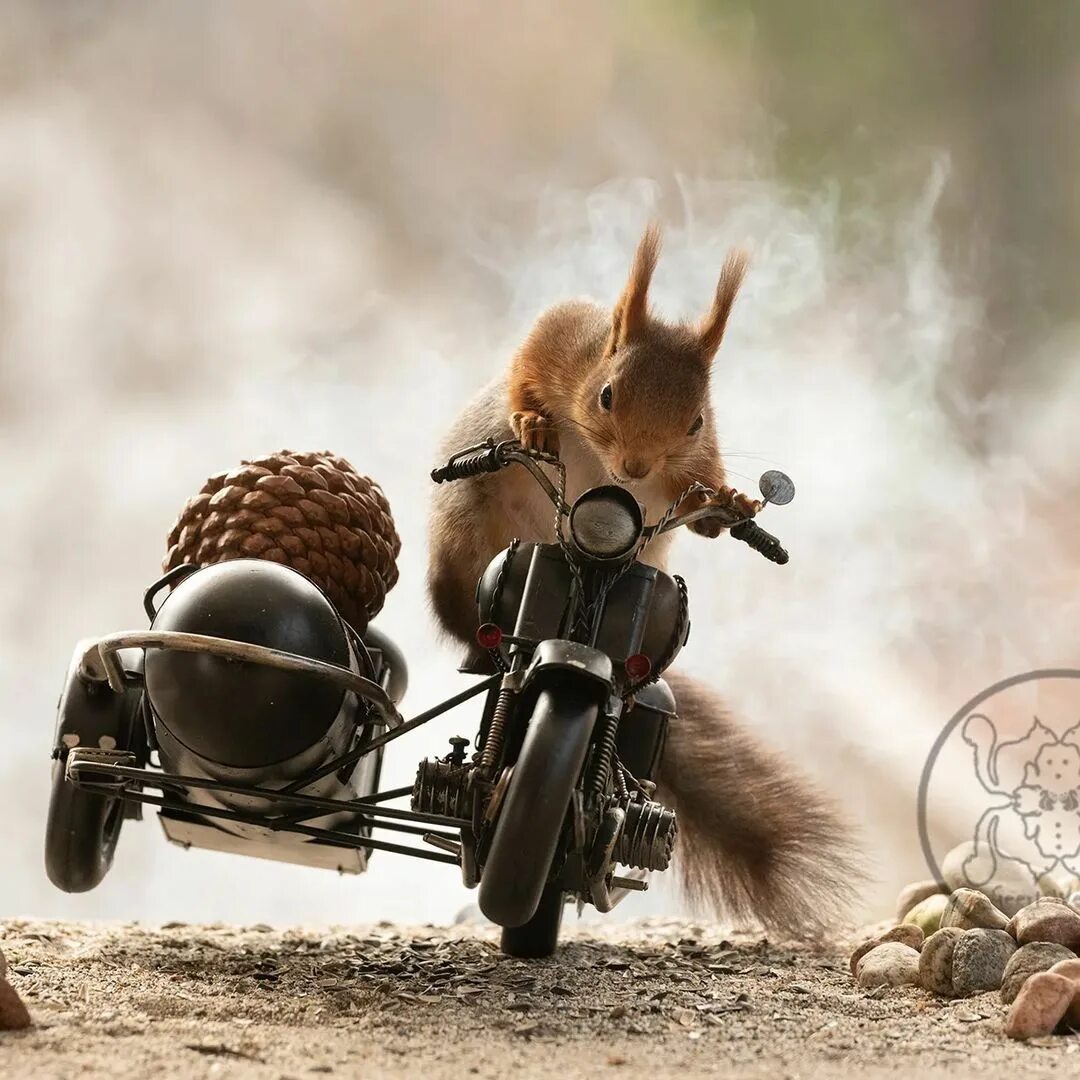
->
45 558 418 892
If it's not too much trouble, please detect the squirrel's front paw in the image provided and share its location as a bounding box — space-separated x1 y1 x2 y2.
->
687 485 763 538
510 411 560 455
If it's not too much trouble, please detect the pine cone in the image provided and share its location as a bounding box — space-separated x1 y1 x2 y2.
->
164 450 400 633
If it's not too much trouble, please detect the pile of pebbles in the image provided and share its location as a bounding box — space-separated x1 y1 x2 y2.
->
851 843 1080 1041
0 945 32 1030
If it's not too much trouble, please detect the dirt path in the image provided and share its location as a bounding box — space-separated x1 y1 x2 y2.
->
2 918 1077 1079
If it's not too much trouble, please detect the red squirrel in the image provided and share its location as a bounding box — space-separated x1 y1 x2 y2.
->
428 225 858 935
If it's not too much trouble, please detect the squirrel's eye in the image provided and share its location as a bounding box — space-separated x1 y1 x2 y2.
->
687 414 703 436
599 383 613 411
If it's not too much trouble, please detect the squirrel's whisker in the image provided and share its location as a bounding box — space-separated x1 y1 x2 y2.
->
560 415 613 446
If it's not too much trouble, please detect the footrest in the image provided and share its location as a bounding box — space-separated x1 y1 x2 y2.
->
65 748 137 789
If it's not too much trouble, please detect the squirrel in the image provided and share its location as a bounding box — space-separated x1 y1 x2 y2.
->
427 225 859 936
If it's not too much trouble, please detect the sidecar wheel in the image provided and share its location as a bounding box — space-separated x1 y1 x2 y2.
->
500 884 565 958
45 763 126 893
45 646 145 893
478 685 598 929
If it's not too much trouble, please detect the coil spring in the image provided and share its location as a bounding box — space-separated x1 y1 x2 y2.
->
615 799 678 871
588 714 619 798
479 687 515 772
411 759 473 819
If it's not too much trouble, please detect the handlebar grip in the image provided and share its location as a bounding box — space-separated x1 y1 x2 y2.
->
729 521 789 565
431 445 504 484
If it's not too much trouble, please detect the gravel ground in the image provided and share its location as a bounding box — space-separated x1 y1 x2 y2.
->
2 917 1078 1079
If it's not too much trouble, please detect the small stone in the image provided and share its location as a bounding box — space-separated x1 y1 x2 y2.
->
940 889 1010 931
941 841 1037 916
849 924 924 977
1049 959 1080 1023
1004 972 1075 1040
1069 892 1080 913
1049 958 1080 984
896 880 945 923
855 942 920 990
1000 942 1076 1004
1049 958 1080 1028
1007 897 1080 949
918 927 964 995
903 893 949 936
0 978 30 1031
951 929 1016 996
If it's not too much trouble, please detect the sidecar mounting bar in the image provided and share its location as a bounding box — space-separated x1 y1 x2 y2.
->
80 632 402 729
271 806 461 842
281 671 502 795
71 782 460 865
67 760 468 829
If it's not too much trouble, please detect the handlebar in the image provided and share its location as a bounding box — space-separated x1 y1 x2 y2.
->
729 521 789 565
430 443 507 484
432 439 791 564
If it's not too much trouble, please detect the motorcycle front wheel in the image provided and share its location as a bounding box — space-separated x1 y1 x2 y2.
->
500 883 566 958
478 684 598 939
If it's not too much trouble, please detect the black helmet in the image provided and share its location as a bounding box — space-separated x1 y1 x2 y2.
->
144 560 354 769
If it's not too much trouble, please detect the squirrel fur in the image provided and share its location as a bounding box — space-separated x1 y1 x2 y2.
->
427 225 859 936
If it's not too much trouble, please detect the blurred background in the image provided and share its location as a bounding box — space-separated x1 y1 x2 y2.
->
2 0 1078 928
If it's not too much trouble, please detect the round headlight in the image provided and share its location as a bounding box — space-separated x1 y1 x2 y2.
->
568 486 644 560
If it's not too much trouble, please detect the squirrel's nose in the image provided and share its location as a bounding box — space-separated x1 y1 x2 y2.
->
622 458 651 480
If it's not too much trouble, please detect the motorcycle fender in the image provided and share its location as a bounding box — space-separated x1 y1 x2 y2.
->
521 640 613 700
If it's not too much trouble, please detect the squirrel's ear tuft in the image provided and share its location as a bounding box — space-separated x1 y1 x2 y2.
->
610 223 661 351
698 248 748 362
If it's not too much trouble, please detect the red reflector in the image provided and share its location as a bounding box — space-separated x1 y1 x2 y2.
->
624 653 651 681
476 622 504 650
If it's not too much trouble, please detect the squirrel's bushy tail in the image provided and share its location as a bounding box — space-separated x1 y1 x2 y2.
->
655 671 862 939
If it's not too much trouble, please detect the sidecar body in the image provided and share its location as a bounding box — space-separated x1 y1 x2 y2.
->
46 559 411 892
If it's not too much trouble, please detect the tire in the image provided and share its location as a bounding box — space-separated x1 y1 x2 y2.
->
478 685 598 928
500 883 566 958
45 646 145 893
45 761 126 893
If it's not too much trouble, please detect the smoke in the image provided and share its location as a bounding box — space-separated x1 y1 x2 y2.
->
2 1 1077 926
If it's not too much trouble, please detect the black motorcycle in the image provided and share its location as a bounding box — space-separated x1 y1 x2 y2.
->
46 440 792 958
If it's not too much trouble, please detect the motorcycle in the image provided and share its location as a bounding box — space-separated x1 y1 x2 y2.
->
45 440 793 958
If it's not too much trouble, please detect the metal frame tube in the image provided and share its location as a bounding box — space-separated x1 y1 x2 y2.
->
80 631 401 727
71 780 461 866
66 760 468 828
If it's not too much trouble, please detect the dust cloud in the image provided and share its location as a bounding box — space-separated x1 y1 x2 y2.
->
2 2 1077 926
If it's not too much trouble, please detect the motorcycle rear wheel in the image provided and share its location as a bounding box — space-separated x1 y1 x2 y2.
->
478 685 598 931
